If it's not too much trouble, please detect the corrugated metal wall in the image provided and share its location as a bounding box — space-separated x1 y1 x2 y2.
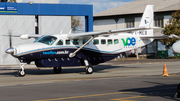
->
0 15 71 65
0 15 35 65
39 16 71 35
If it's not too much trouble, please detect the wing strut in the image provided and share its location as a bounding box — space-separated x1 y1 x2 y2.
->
69 36 96 58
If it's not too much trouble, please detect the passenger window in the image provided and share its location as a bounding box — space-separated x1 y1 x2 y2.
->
56 40 63 45
108 39 112 44
114 39 119 44
93 39 99 45
101 39 106 45
83 39 89 44
72 39 79 45
66 40 70 45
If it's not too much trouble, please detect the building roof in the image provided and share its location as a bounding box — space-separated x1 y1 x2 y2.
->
94 0 180 17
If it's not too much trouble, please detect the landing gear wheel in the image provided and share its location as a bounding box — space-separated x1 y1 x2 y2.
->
121 52 126 58
53 67 62 74
85 66 93 74
18 70 26 77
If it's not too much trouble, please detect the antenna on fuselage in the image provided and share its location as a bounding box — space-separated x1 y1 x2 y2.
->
60 28 64 34
68 29 72 34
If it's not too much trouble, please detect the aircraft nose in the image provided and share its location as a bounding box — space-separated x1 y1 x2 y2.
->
172 41 180 54
5 47 14 55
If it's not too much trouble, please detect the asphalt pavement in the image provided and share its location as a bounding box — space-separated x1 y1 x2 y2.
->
0 58 180 101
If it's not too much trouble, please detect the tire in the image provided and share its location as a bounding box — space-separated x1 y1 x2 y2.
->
85 66 93 74
18 70 26 77
53 67 62 74
122 52 126 58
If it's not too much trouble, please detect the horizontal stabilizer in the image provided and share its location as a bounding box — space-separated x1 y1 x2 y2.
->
140 34 179 39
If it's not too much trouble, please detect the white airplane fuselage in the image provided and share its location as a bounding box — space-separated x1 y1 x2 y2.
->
7 32 153 67
172 40 180 54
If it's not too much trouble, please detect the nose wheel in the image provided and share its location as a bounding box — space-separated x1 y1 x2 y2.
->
18 69 26 77
17 61 26 77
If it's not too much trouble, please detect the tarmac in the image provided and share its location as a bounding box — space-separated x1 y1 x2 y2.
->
0 58 180 101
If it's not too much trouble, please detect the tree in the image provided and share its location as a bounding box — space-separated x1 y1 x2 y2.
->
161 10 180 50
1 0 16 2
71 16 83 32
9 0 16 2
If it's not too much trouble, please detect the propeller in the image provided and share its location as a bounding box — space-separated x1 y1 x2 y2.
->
8 30 12 48
5 30 14 55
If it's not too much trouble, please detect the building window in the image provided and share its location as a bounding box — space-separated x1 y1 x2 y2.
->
35 15 39 34
155 17 164 28
126 18 134 28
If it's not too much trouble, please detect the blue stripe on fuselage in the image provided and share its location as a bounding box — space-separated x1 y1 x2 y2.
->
16 46 122 56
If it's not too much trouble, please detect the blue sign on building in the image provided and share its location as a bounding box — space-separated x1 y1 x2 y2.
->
0 2 93 32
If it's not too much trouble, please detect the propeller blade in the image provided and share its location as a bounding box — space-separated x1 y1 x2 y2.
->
8 30 12 48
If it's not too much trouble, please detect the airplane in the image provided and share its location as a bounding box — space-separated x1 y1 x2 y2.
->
172 40 180 54
4 5 175 77
169 39 180 99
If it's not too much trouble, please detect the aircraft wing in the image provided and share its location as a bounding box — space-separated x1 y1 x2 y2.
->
67 26 154 39
140 34 179 39
3 34 42 39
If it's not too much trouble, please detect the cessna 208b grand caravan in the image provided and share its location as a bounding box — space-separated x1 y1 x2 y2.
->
4 5 175 77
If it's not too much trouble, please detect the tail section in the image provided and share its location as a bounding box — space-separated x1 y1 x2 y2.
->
138 5 154 36
139 5 154 27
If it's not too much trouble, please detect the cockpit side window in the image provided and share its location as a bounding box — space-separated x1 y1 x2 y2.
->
56 40 63 45
35 36 57 45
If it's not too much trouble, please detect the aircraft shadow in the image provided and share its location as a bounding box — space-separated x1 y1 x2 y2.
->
119 81 179 101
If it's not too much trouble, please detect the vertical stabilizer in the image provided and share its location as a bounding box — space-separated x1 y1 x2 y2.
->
139 5 154 36
139 5 154 27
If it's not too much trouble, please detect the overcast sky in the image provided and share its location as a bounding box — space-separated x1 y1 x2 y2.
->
20 0 135 14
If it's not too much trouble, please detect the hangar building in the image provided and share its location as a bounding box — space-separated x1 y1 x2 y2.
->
0 2 93 65
93 0 180 57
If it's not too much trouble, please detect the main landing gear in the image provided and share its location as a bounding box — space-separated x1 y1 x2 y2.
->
53 67 62 74
85 66 94 74
84 59 94 74
53 66 94 74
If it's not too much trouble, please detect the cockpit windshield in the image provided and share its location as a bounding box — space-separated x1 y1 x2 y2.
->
34 35 57 45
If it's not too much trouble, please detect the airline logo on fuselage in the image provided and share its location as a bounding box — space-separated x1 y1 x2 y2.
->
43 51 69 55
121 37 136 48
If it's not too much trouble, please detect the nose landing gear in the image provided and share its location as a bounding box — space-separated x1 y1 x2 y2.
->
17 61 26 77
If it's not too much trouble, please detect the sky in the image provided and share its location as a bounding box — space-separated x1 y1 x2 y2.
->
19 0 135 14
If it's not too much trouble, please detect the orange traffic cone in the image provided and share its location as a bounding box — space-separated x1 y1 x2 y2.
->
163 63 169 77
